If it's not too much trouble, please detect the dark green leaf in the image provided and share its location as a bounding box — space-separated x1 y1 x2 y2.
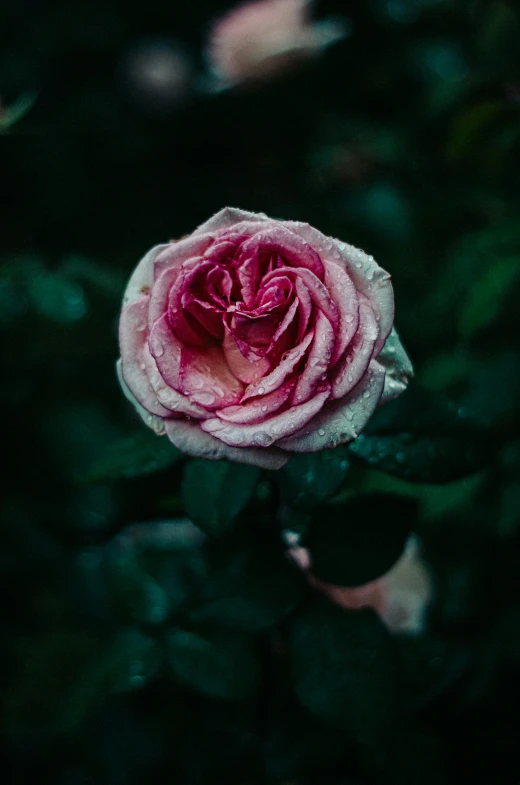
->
306 493 416 586
79 430 182 482
350 387 491 483
278 447 350 507
182 459 260 535
166 627 259 700
107 551 170 626
186 531 305 632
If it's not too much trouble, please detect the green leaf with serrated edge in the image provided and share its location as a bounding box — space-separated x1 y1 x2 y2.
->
278 447 350 507
306 493 416 586
166 627 259 700
182 459 260 535
79 430 182 482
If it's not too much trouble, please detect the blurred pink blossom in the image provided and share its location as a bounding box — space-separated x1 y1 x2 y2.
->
288 535 433 634
207 0 348 87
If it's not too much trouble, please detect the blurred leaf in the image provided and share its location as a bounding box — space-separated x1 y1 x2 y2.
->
278 447 350 508
6 628 159 733
166 627 259 701
458 255 520 338
186 530 305 632
107 550 170 626
349 387 491 483
182 459 260 535
80 430 182 482
291 599 450 783
306 493 416 586
0 92 37 131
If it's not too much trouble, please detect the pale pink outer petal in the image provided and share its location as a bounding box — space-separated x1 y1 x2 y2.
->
376 327 414 405
164 419 289 469
153 235 214 279
116 359 166 435
331 295 379 399
192 207 270 237
144 349 208 419
216 378 296 424
122 244 170 307
119 297 171 419
242 331 314 401
278 360 386 452
148 314 182 388
284 221 394 355
292 311 334 404
201 386 331 448
223 329 271 384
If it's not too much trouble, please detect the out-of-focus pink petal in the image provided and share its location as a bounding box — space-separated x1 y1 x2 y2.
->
192 207 270 237
238 224 324 278
284 221 393 355
242 331 314 400
179 346 244 408
119 297 171 418
278 360 386 452
292 311 335 404
116 359 166 435
201 385 330 447
223 329 271 383
332 295 379 399
164 419 289 469
153 234 214 280
376 327 414 405
216 378 296 424
122 244 170 307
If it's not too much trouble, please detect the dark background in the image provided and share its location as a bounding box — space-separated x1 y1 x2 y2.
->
2 1 520 784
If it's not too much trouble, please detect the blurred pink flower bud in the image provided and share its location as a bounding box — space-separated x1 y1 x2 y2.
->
206 0 348 87
288 535 433 635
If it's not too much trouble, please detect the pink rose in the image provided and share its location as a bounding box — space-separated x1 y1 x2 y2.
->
288 536 432 635
117 207 412 470
206 0 347 87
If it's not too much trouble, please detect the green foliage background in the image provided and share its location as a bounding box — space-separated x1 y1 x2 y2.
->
2 1 520 783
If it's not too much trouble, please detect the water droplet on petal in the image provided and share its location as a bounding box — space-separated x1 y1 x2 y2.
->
253 431 273 446
355 261 362 268
345 313 355 323
257 386 265 395
261 404 268 412
318 428 326 436
154 341 165 357
362 390 371 399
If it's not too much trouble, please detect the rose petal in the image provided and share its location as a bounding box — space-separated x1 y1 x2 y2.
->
145 349 209 418
201 385 331 447
238 224 324 278
122 244 170 307
295 276 313 341
179 346 244 408
153 234 214 280
292 311 335 404
192 207 270 236
262 266 338 329
223 328 271 383
119 297 172 418
116 359 166 435
322 259 359 364
278 360 386 452
332 295 379 399
242 330 314 400
149 313 182 388
284 221 393 354
217 378 297 424
376 327 413 405
164 419 289 469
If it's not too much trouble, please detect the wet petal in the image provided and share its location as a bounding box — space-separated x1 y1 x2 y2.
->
278 360 385 452
217 378 297 424
179 346 244 408
377 327 413 405
238 224 324 278
332 295 379 399
164 419 289 469
123 244 170 307
192 207 270 236
119 297 171 418
242 330 313 400
116 359 166 435
292 311 335 404
223 328 271 383
201 385 331 447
